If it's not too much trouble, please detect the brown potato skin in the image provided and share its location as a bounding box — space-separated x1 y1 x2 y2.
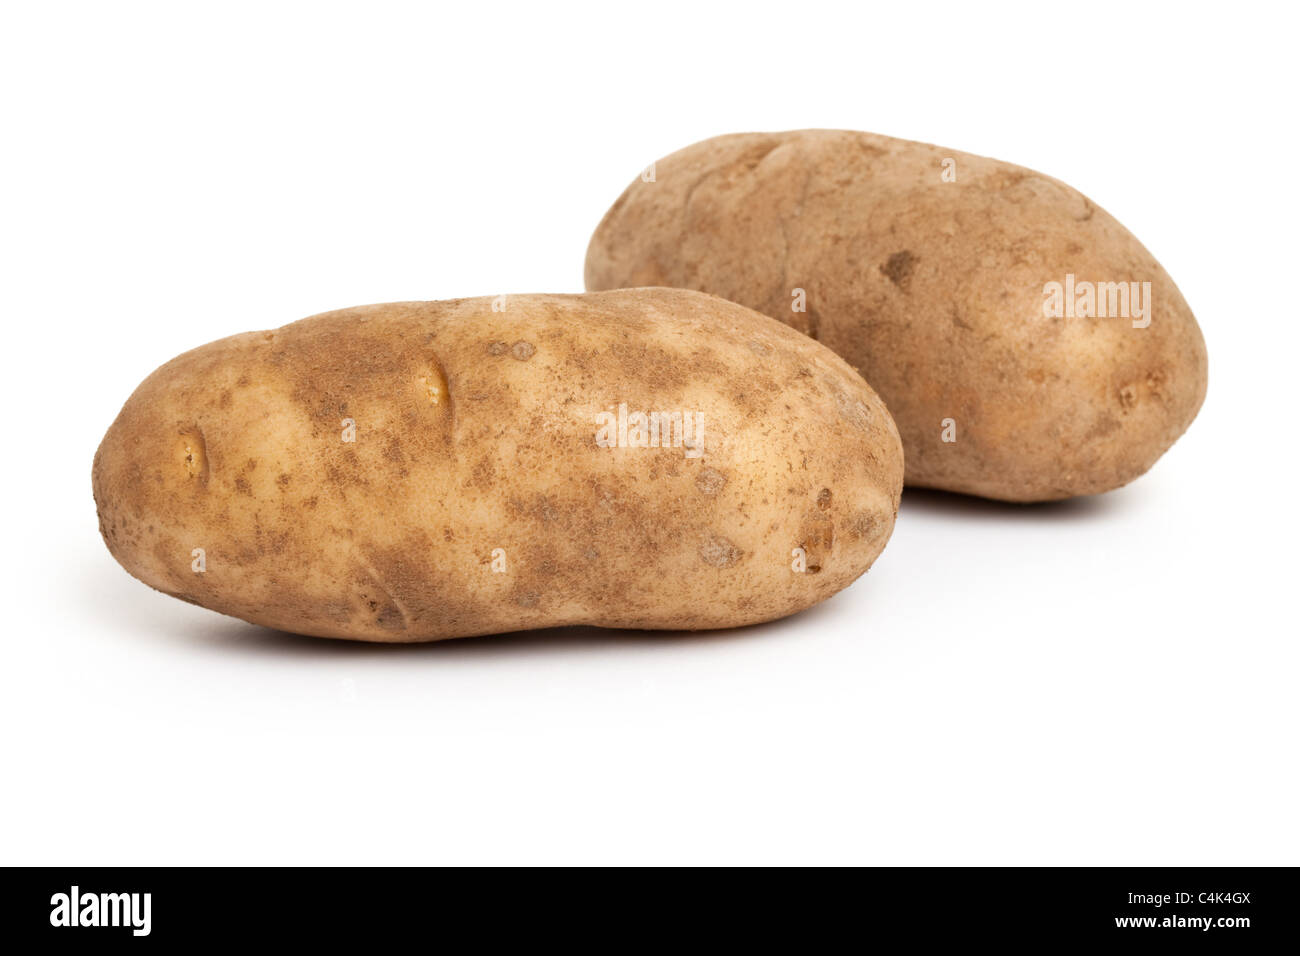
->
585 130 1208 501
93 289 903 642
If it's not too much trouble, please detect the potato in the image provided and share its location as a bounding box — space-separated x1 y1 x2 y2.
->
586 130 1208 501
92 289 903 642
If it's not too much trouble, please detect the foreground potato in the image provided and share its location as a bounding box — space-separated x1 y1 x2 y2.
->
93 289 903 642
586 130 1208 501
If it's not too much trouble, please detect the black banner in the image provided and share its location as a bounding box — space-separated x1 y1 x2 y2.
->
6 867 1296 945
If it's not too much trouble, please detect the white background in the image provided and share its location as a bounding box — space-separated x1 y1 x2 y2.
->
1 2 1295 865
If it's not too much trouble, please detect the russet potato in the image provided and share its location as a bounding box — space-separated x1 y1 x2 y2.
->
585 130 1208 501
93 289 903 641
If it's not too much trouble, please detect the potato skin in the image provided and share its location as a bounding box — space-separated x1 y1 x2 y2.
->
93 289 903 642
585 130 1208 501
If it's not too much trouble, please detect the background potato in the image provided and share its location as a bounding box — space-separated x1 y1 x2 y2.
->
93 289 904 642
585 130 1209 501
